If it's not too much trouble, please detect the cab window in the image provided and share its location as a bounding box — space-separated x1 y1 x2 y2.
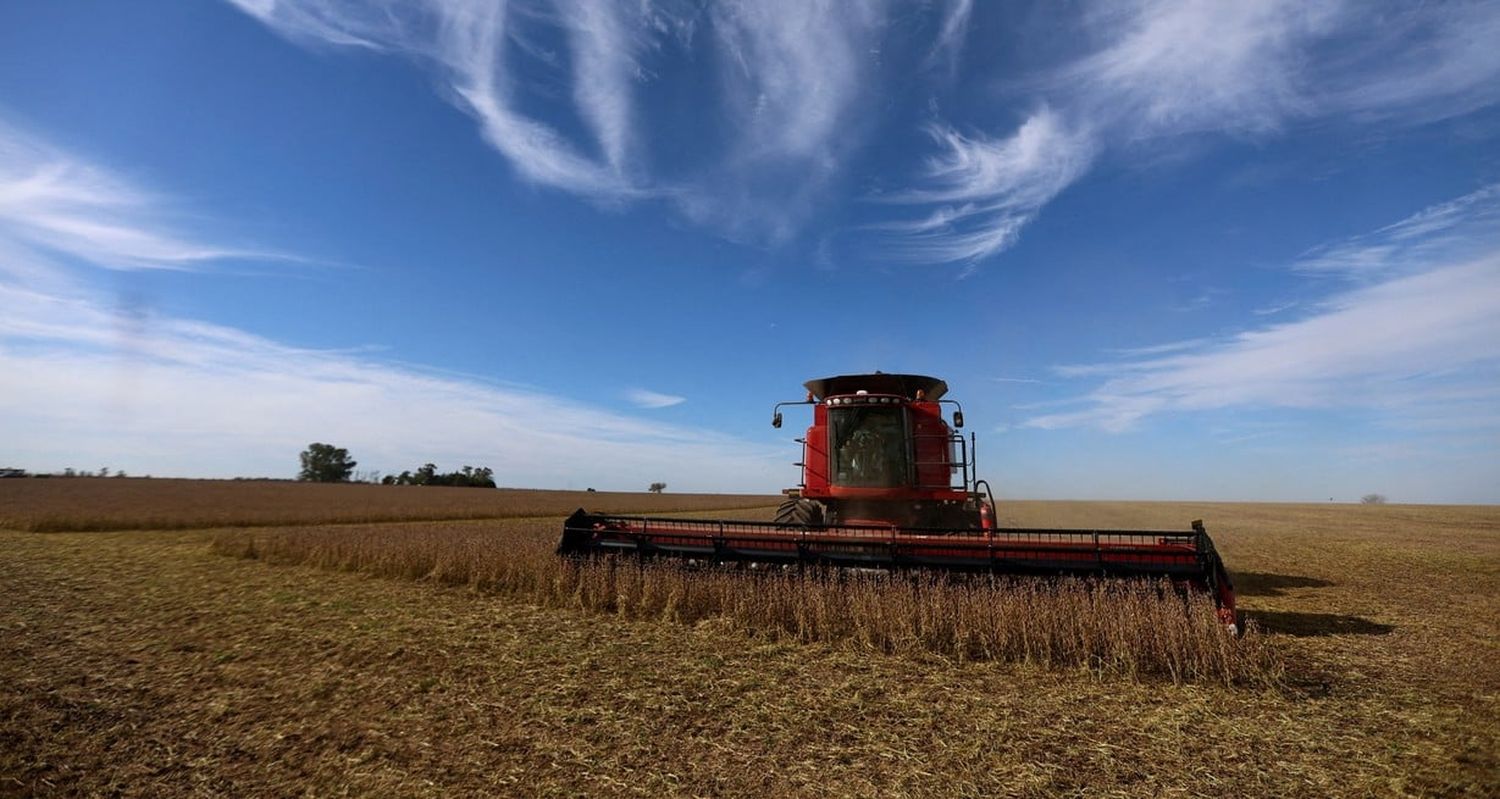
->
829 405 909 487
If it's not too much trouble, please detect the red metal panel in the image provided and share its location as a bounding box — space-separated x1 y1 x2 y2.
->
802 403 830 495
908 400 952 490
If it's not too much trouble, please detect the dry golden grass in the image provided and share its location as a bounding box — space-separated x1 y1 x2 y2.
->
3 483 1497 796
210 520 1278 684
0 477 776 532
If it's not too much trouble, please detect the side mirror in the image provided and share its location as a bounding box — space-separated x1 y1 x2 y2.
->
772 412 783 429
952 410 964 429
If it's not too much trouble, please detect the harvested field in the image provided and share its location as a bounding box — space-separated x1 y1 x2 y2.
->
0 477 776 532
2 483 1497 796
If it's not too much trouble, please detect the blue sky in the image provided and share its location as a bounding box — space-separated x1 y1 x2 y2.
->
2 1 1498 502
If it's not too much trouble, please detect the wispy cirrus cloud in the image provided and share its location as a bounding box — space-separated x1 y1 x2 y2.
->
0 283 781 488
1027 188 1500 433
890 0 1500 265
225 0 970 243
708 1 883 163
0 118 778 488
878 108 1096 270
929 0 973 69
1062 0 1338 139
566 0 642 174
673 0 889 240
1101 339 1212 359
0 120 269 271
1295 183 1500 278
228 0 651 198
624 388 685 409
1318 1 1500 122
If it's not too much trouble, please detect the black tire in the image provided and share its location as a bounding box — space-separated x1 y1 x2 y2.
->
774 498 825 527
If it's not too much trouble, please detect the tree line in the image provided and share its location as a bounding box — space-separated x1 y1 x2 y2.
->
297 443 664 492
298 443 494 487
381 464 495 488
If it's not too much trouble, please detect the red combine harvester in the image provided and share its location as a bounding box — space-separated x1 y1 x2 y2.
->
559 373 1238 630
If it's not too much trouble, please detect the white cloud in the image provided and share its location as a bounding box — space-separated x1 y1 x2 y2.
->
1319 1 1500 122
1251 300 1299 316
1064 0 1337 138
1103 339 1212 358
229 0 644 199
708 1 883 163
226 0 895 235
624 388 686 409
878 108 1096 266
929 0 974 69
651 0 890 243
0 286 781 488
1026 189 1500 433
0 121 270 270
0 120 783 490
890 0 1500 265
1029 255 1500 431
566 0 641 173
1295 182 1500 277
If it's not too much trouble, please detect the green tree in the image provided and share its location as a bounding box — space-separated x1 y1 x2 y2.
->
299 443 357 482
648 482 667 493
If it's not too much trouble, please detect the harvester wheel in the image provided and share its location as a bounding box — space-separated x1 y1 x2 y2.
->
774 498 825 528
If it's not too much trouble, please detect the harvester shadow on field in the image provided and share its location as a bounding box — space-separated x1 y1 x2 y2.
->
1232 571 1335 596
1250 610 1395 637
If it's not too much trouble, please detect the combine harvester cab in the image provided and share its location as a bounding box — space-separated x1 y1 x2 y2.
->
559 373 1238 631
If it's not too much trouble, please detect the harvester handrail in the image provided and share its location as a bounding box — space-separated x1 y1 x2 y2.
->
568 511 1210 542
909 429 972 489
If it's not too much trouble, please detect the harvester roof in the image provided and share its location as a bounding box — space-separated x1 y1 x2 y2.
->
803 373 948 401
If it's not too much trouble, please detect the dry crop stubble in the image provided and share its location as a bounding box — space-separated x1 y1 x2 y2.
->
5 486 1498 796
0 529 1390 797
211 518 1280 684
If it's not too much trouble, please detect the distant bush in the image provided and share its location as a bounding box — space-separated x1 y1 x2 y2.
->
648 481 667 493
1360 494 1388 505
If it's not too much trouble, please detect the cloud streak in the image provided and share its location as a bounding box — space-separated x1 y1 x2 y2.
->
230 0 645 198
0 120 269 271
889 0 1500 265
227 0 906 237
879 109 1095 268
625 388 686 409
0 284 782 488
1295 182 1500 278
0 118 783 489
708 1 883 163
1027 189 1500 433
